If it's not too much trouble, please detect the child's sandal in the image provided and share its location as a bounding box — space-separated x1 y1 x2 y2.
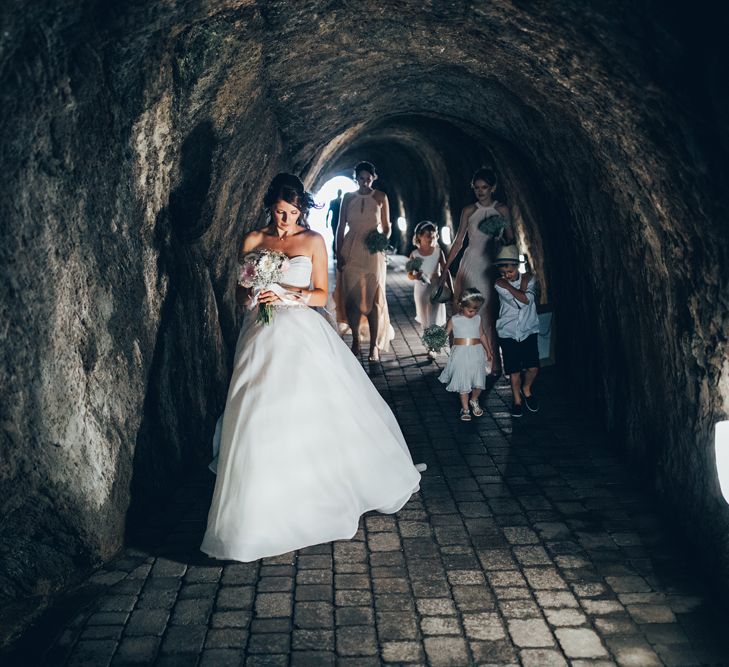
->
469 400 484 417
460 408 471 422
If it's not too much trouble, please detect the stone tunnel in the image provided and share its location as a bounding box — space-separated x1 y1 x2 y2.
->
1 0 728 664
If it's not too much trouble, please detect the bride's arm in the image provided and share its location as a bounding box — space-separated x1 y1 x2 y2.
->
304 235 329 307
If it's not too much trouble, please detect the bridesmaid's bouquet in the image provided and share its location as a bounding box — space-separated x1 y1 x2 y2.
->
364 229 389 254
405 256 430 284
477 214 508 237
238 249 290 325
422 325 449 353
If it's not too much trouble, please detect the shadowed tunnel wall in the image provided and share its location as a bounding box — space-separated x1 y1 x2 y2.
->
0 0 727 638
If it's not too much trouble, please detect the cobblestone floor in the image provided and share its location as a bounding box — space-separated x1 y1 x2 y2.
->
34 267 729 666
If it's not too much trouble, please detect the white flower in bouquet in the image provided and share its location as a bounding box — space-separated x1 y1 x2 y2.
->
237 249 291 325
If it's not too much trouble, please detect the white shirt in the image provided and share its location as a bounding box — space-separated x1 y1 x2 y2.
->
495 275 539 341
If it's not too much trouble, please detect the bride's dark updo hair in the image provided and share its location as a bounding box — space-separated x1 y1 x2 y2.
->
263 173 319 229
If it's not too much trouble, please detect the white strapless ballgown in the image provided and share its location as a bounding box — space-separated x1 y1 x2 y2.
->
201 256 423 562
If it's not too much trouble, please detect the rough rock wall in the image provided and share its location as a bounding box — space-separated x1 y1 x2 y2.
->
1 0 728 624
0 0 285 620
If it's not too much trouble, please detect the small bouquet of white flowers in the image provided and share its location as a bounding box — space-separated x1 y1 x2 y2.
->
477 214 508 237
238 249 291 325
422 325 449 353
404 256 430 284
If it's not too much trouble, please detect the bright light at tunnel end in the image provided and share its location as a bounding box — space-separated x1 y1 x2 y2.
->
397 216 407 232
441 227 452 245
716 421 729 504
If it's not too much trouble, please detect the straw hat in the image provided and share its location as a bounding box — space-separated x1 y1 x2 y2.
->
495 245 520 266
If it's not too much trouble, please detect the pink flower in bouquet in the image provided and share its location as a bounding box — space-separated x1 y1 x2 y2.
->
238 262 257 288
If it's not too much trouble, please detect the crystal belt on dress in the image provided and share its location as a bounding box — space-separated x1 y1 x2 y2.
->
452 337 481 345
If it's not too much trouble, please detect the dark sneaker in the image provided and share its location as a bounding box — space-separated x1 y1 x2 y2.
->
521 391 540 413
510 403 523 418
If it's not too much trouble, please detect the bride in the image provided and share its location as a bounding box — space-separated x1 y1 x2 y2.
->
201 173 423 562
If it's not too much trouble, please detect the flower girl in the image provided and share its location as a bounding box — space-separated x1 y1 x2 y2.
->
438 288 493 421
406 221 450 358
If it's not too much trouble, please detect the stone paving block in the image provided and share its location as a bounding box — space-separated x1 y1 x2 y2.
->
555 627 608 658
178 583 218 599
367 532 401 551
376 610 419 640
582 599 625 615
507 618 554 647
249 618 290 633
335 606 373 626
334 589 372 606
416 598 457 616
524 567 568 590
254 593 292 618
160 625 207 653
114 636 160 663
124 608 170 636
446 569 485 585
291 628 334 651
381 640 425 663
80 625 124 640
295 584 332 601
293 601 333 628
452 585 497 611
423 636 470 666
544 607 587 626
420 615 461 635
257 577 294 593
221 563 258 585
155 654 199 667
499 598 542 619
336 625 378 655
373 593 414 611
605 636 663 666
626 603 676 624
463 612 506 640
247 632 290 654
593 615 640 635
205 628 248 648
97 595 137 612
245 653 288 666
296 569 332 585
87 611 130 626
289 651 335 666
297 554 332 569
67 639 117 667
470 638 518 663
151 559 187 578
605 575 651 593
520 648 569 666
171 598 213 625
198 649 244 667
137 589 178 610
211 611 252 628
216 586 255 610
184 566 222 583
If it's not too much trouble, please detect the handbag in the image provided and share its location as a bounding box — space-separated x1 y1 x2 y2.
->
429 279 453 304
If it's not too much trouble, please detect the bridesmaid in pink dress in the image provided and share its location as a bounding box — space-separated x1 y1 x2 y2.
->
334 162 395 361
440 168 514 374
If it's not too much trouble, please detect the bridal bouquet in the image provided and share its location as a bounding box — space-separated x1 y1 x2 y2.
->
238 249 290 325
477 214 508 237
422 325 449 353
364 229 389 254
405 256 430 284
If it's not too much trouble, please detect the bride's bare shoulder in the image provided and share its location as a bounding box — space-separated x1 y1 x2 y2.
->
241 229 266 250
